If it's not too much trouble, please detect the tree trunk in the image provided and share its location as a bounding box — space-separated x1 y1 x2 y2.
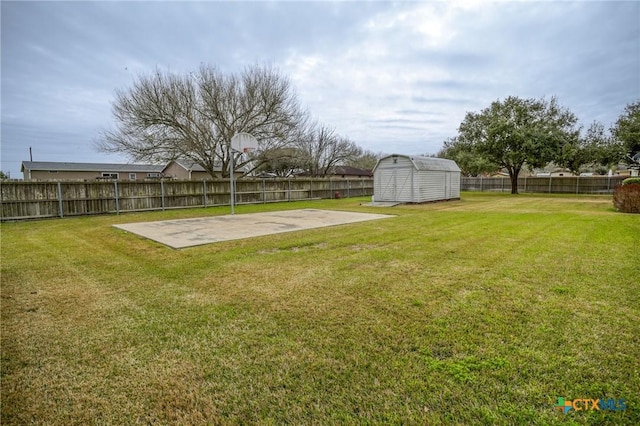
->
509 167 520 194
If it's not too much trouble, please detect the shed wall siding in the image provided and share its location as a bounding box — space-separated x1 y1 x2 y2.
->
419 171 445 201
450 173 461 198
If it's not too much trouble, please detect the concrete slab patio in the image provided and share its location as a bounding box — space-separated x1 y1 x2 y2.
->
113 209 394 249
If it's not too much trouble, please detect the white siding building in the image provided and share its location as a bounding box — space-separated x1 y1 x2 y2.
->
373 155 461 203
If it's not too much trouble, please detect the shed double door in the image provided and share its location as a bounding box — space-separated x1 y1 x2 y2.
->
377 167 413 202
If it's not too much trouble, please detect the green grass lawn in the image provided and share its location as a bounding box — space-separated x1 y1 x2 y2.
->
1 192 639 425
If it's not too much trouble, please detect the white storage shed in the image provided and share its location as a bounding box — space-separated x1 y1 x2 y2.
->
373 154 461 203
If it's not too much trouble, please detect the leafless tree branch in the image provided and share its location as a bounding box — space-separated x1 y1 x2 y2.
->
96 64 307 178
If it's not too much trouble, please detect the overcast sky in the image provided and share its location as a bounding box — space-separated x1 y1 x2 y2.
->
2 1 639 178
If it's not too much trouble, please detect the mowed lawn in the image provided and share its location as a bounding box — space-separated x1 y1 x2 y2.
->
1 192 638 425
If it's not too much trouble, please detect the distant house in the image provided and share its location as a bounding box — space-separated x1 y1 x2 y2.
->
161 159 250 179
330 166 373 178
549 169 573 177
162 160 217 180
21 161 164 181
295 166 373 178
614 164 638 177
533 168 574 177
20 159 373 181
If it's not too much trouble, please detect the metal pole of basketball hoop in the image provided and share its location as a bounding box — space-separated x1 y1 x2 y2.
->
229 133 258 215
229 148 236 215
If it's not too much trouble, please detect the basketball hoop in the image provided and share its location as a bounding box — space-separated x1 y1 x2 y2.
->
231 133 259 153
229 133 259 215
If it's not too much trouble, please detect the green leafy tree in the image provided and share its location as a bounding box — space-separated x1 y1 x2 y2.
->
455 96 579 193
438 137 499 177
560 121 623 175
611 100 640 164
585 121 625 170
0 171 9 180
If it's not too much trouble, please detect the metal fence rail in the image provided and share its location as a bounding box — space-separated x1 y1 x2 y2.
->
461 176 626 194
0 178 374 221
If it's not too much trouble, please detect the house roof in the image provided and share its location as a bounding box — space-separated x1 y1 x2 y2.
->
332 166 373 177
21 161 164 173
374 155 461 173
164 159 223 173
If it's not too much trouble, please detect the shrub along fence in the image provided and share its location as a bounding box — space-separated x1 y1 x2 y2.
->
461 176 626 194
0 178 373 221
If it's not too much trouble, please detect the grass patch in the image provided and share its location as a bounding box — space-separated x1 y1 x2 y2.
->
2 193 639 424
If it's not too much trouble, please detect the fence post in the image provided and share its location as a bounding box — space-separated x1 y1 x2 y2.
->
347 179 351 198
262 179 266 203
203 180 207 207
114 180 120 215
57 182 64 218
480 176 483 192
288 179 291 202
161 180 165 211
329 179 333 199
501 178 504 192
548 177 552 193
524 176 527 193
576 176 579 194
310 179 313 199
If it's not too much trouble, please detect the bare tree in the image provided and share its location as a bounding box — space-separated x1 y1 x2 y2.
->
350 149 384 170
255 146 306 177
295 122 362 177
97 64 307 178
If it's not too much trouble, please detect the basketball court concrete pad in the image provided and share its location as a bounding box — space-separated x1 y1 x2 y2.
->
113 209 394 249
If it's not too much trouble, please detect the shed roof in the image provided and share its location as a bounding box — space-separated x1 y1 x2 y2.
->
374 155 461 172
21 161 164 173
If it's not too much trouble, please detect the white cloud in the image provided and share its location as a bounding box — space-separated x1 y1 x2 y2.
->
282 3 484 154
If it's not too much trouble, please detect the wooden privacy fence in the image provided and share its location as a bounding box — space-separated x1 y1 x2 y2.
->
461 176 626 194
0 178 374 221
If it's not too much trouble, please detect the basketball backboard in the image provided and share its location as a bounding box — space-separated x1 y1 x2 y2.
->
231 133 259 153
